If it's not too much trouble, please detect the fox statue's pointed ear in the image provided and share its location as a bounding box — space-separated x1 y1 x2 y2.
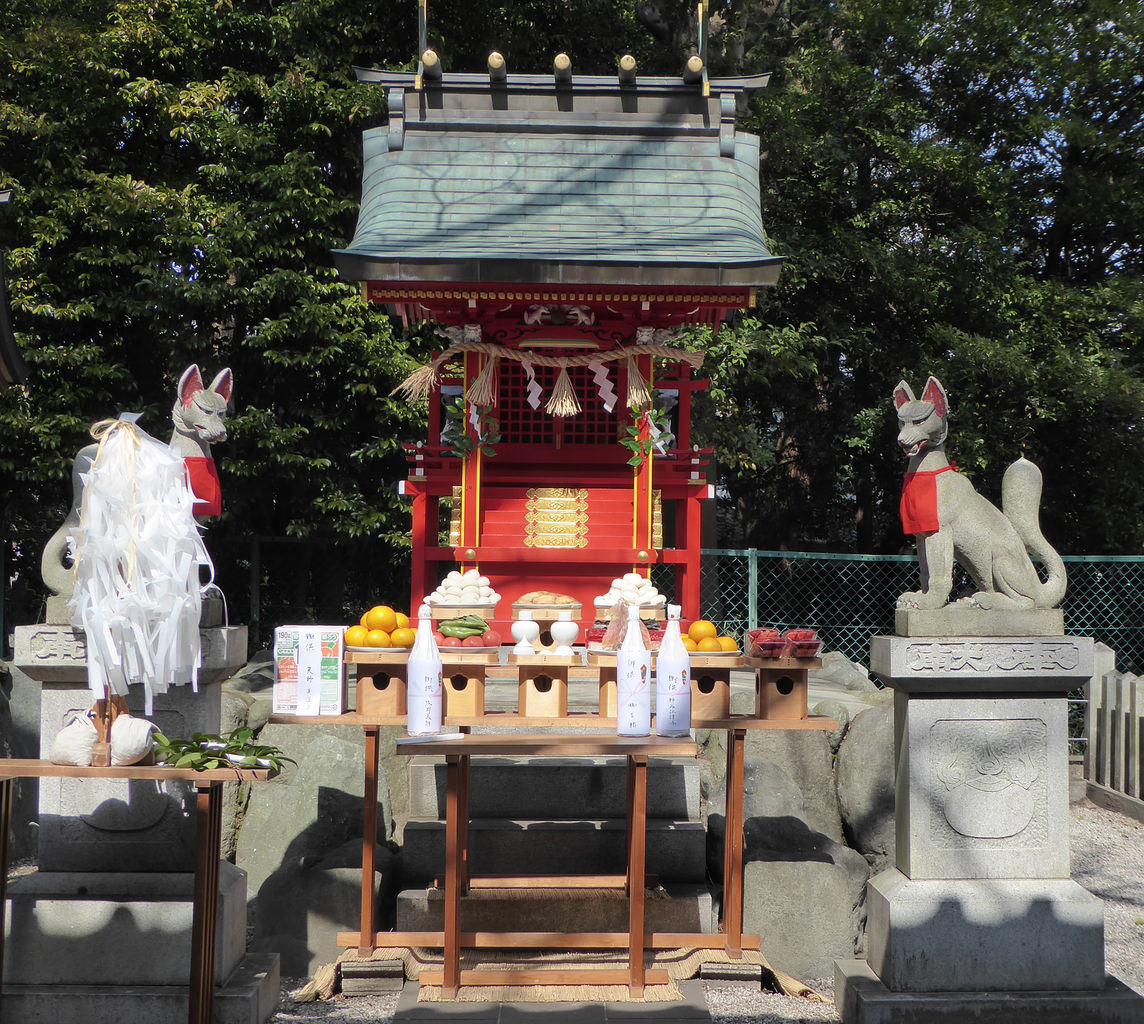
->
921 376 948 418
208 367 233 405
178 364 204 408
893 380 915 410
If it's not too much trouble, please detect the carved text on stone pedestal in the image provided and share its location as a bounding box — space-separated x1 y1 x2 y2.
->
905 640 1081 675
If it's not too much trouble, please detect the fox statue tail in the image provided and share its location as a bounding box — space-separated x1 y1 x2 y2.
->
1002 457 1068 608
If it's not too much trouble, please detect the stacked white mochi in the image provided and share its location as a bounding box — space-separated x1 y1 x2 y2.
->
427 568 500 606
594 572 667 614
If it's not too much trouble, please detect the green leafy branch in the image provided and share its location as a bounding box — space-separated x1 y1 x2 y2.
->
620 404 675 466
441 395 501 458
152 727 295 772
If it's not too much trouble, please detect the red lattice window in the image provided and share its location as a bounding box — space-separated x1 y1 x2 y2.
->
497 361 555 446
497 361 617 446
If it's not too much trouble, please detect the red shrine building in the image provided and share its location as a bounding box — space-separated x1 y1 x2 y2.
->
334 51 782 625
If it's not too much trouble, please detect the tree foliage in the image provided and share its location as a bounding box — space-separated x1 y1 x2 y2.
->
0 0 1141 636
697 0 1144 553
0 0 439 623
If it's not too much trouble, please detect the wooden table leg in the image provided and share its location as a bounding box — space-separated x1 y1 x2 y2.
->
722 728 746 956
359 726 380 954
443 754 463 997
0 778 12 998
457 753 470 895
624 750 636 895
627 754 647 997
188 782 223 1024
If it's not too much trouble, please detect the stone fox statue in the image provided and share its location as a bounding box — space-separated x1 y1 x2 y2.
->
41 365 232 605
894 376 1066 611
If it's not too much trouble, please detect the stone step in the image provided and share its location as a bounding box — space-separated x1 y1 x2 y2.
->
3 863 248 985
396 883 715 934
407 755 700 820
401 818 707 883
0 953 280 1024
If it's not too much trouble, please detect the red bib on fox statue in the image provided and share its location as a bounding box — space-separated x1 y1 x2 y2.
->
900 464 956 535
183 456 222 517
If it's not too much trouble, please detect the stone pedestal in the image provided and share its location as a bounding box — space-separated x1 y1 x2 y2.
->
836 633 1144 1023
6 623 278 1023
15 623 246 871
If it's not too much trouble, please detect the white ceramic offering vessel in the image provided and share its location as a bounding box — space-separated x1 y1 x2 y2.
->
550 609 579 655
511 610 540 654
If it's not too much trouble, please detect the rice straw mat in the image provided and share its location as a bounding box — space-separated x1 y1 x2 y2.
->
292 945 827 1005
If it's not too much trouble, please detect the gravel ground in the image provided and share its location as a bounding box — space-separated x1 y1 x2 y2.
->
269 799 1144 1022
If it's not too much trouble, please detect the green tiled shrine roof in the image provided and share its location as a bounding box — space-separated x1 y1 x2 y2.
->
334 77 782 289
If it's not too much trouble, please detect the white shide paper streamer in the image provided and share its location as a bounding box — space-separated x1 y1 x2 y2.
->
68 417 214 716
588 359 617 413
521 359 543 410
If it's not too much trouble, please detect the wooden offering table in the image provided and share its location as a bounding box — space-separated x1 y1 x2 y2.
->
394 733 696 998
283 647 837 999
0 759 276 1024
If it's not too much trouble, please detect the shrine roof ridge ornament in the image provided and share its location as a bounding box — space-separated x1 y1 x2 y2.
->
353 66 772 95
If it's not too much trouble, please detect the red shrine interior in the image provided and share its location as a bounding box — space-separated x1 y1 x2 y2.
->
376 282 754 628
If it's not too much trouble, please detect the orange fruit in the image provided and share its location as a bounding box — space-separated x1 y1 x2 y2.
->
364 628 392 648
717 636 738 652
359 611 369 629
394 611 410 630
681 636 698 652
697 637 722 653
364 605 398 632
688 619 718 642
344 624 369 647
389 626 416 648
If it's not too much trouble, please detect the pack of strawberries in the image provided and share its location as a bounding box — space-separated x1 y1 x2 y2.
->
743 627 822 659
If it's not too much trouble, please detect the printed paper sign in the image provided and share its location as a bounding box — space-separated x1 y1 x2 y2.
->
272 626 344 715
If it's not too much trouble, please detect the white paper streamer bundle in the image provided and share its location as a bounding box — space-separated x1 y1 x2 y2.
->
589 359 617 413
68 416 214 716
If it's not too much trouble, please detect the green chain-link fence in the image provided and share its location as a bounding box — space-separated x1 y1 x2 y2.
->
654 550 1144 751
655 550 1144 673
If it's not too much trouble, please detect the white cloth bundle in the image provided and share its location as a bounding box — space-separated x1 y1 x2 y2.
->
67 415 214 716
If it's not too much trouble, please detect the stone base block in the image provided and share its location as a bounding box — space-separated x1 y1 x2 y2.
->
401 817 707 883
1 952 280 1024
4 863 248 985
697 960 766 987
396 883 713 934
836 959 1144 1024
406 755 700 819
866 869 1105 992
740 839 869 981
251 845 395 978
340 958 405 994
894 607 1065 637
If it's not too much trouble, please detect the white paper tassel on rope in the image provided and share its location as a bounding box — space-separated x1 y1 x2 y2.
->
68 415 214 716
588 359 617 413
521 359 543 410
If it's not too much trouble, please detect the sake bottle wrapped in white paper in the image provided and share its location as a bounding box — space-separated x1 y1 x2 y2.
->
406 603 443 735
655 604 691 737
616 603 651 737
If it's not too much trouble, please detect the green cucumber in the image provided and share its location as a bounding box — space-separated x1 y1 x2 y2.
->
439 622 486 638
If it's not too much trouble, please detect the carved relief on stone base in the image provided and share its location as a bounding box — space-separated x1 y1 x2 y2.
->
929 718 1047 847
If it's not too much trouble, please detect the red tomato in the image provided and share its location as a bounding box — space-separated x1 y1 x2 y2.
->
433 630 447 643
481 630 502 646
462 635 486 647
440 636 462 647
